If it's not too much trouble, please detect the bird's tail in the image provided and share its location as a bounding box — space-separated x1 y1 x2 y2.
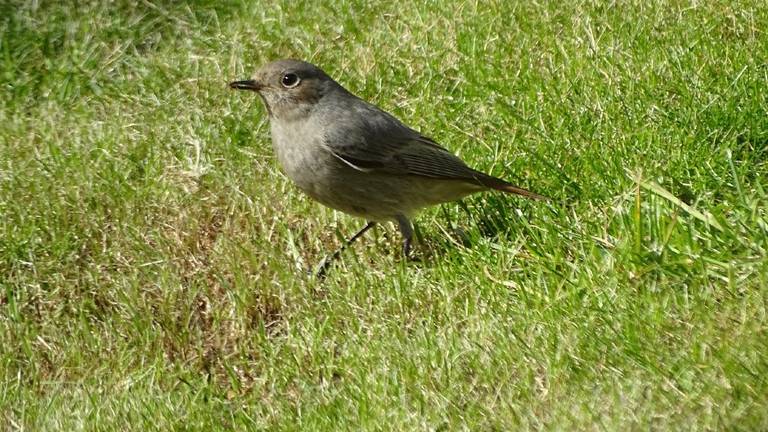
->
472 172 549 201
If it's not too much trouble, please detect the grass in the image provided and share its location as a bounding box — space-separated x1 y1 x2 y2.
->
1 0 767 430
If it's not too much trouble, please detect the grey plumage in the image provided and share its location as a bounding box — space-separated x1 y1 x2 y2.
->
230 59 545 275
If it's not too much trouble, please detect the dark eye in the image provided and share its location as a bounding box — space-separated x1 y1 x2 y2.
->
281 73 300 88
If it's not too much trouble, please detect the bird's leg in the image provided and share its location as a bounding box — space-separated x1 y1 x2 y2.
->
315 221 376 279
395 215 414 259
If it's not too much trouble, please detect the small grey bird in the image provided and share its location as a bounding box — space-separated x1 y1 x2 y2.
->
230 59 545 276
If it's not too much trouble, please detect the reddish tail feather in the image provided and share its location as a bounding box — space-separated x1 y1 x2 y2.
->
473 172 549 201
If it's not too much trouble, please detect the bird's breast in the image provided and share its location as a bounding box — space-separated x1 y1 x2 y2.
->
271 121 334 194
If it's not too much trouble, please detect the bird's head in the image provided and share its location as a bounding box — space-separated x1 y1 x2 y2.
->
229 59 337 120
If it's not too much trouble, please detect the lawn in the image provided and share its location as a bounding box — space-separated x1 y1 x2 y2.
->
1 0 767 430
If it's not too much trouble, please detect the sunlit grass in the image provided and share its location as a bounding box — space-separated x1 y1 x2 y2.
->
1 1 767 430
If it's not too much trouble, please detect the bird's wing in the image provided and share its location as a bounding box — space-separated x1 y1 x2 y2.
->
319 102 482 181
328 135 483 180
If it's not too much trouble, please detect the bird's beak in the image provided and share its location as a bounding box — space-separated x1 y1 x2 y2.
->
228 79 262 91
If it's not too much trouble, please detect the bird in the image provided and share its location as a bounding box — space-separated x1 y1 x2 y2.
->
229 59 546 277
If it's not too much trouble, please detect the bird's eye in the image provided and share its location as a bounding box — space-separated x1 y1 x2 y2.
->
281 73 300 88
